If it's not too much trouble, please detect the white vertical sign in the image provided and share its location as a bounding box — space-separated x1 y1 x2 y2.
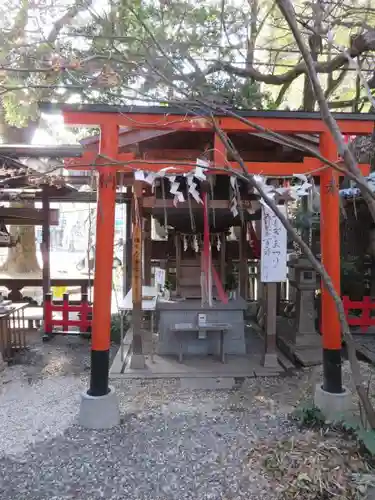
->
154 267 166 288
260 204 287 283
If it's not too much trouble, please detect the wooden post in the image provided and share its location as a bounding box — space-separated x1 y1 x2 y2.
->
130 180 145 369
276 283 282 315
259 203 288 369
255 219 263 306
89 124 118 396
239 224 248 299
220 232 226 287
262 282 279 368
320 133 342 394
175 233 181 297
143 213 152 285
124 196 132 295
214 134 228 298
41 186 51 299
202 192 212 305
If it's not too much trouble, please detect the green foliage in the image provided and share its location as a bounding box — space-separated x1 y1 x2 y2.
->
164 279 172 290
110 313 128 345
70 127 100 141
341 257 367 299
341 416 361 433
0 0 374 132
0 0 276 133
2 91 40 127
294 404 375 459
341 258 362 279
293 404 326 428
341 417 375 458
202 76 267 109
341 258 363 288
294 209 314 231
291 198 320 232
357 428 375 456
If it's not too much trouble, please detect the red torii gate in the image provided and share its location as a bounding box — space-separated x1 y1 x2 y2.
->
40 103 374 400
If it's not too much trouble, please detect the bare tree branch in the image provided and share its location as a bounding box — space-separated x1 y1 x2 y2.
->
213 115 375 430
276 0 375 221
324 67 348 100
328 98 368 109
202 29 375 86
47 0 94 44
275 80 293 107
277 0 375 430
118 27 375 201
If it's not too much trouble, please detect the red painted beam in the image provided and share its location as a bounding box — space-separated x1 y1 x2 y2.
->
143 149 206 160
67 159 306 174
64 150 135 168
65 156 371 177
63 111 374 135
303 157 370 177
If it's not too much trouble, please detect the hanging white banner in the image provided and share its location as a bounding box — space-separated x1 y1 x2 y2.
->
260 204 287 283
154 267 166 288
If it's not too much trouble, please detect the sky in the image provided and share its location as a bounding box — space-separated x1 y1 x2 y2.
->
33 115 79 146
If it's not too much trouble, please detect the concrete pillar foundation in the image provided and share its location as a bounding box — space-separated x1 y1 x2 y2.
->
129 352 146 369
261 352 280 369
314 383 353 421
79 386 120 429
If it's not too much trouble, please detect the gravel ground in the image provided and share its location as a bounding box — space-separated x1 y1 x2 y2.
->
0 334 369 500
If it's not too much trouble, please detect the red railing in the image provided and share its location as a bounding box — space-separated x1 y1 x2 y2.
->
343 296 375 332
44 292 92 336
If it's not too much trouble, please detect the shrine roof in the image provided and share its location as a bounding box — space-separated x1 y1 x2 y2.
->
0 144 82 158
40 103 375 122
0 144 82 196
0 144 132 202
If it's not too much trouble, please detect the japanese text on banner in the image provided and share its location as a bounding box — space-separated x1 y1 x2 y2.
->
260 204 287 283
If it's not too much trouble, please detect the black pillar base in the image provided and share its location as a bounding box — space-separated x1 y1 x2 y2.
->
88 350 110 397
322 348 343 394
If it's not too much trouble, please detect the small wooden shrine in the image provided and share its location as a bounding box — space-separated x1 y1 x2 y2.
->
40 103 374 398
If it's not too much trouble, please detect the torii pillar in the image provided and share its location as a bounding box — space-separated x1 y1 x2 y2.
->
319 132 342 394
79 123 120 429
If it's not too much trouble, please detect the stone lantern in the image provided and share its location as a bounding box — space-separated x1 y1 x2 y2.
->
288 257 319 347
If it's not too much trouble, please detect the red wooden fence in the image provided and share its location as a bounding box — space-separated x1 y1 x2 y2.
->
44 292 92 336
342 296 375 332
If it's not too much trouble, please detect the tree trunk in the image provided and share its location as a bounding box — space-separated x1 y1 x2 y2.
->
0 109 40 274
1 201 40 274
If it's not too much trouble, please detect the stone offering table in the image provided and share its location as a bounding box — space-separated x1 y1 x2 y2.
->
157 298 247 358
